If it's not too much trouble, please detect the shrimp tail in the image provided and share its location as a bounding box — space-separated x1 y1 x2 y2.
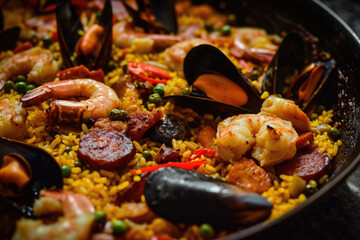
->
20 86 53 107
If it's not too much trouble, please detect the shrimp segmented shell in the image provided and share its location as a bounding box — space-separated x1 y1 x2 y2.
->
260 95 311 132
20 79 120 124
216 113 298 166
0 47 58 88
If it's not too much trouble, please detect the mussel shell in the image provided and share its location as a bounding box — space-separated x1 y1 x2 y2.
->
145 167 272 228
184 44 262 113
56 0 113 70
0 137 63 217
0 9 3 31
164 95 255 118
151 0 178 34
0 27 21 52
261 32 305 95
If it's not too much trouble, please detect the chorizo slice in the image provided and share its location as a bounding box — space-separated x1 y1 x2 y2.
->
275 151 330 181
226 158 272 194
128 110 163 141
78 130 136 169
296 132 314 150
153 146 181 164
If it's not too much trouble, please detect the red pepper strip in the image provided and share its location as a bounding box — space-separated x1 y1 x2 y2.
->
130 160 207 174
127 61 171 84
42 0 88 13
13 42 33 54
191 148 217 160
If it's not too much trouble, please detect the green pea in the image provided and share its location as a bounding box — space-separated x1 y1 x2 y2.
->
327 127 340 140
61 165 71 178
26 84 36 92
304 184 317 196
42 35 53 48
65 146 72 153
148 93 162 106
182 87 190 96
315 105 326 115
14 81 27 94
96 12 102 19
112 220 127 236
74 161 82 168
15 75 26 83
94 211 107 223
221 25 231 36
199 223 214 239
153 84 165 97
204 21 213 32
310 113 318 121
4 81 14 93
227 13 237 25
109 109 121 120
251 69 261 80
142 151 152 161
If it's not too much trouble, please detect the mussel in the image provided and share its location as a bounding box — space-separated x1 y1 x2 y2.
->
164 44 263 117
122 0 178 34
56 0 113 70
261 32 336 111
144 167 272 228
0 137 63 217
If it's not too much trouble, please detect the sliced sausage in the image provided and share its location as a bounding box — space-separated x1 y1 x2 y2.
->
153 146 181 164
128 110 163 141
226 158 272 194
79 130 136 169
296 132 314 150
57 65 104 82
275 151 330 181
116 171 151 204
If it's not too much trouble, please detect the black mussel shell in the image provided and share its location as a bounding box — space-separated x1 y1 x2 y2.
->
123 0 177 34
0 137 63 217
164 95 255 118
145 167 272 228
0 9 3 31
261 32 305 95
184 44 262 113
288 59 336 111
145 114 189 146
0 27 21 52
56 0 113 70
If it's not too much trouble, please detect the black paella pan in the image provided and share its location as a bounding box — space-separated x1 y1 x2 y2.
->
198 0 360 239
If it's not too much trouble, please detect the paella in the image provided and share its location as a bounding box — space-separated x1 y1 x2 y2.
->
0 0 343 239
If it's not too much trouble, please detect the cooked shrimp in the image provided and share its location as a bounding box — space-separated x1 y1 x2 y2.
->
20 79 120 124
76 24 104 57
260 95 311 132
0 47 58 88
113 21 183 53
230 27 278 63
12 190 95 240
0 100 27 139
163 38 211 71
216 113 298 166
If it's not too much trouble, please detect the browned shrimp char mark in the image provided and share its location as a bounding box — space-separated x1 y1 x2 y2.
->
78 130 136 169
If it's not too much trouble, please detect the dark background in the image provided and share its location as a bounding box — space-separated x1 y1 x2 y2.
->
263 0 360 239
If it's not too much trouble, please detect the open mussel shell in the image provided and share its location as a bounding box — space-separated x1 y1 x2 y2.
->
145 168 272 228
0 137 63 217
261 32 305 95
56 0 113 70
184 44 263 113
150 0 178 34
164 95 255 118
